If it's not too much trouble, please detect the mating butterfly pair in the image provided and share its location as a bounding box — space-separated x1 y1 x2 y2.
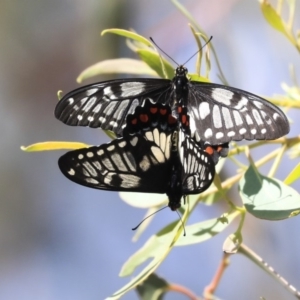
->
56 64 289 209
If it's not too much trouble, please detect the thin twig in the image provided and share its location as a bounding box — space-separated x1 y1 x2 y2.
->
203 253 230 299
167 283 199 300
238 243 300 299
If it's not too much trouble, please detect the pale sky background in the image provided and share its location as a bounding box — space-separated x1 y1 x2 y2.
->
1 0 300 299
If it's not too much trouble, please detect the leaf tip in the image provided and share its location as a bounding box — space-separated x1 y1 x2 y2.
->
57 90 63 100
101 29 107 36
289 210 300 218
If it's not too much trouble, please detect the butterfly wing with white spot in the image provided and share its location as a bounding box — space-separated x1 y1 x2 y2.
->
55 79 173 136
178 130 215 194
58 135 173 193
187 82 289 144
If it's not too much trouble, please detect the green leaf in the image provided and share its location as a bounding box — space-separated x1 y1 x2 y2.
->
284 162 300 185
260 0 287 34
131 207 159 242
57 90 63 100
239 164 300 220
136 49 174 79
77 58 158 83
119 192 167 209
175 211 239 246
101 29 152 47
21 141 89 152
136 273 169 300
107 205 189 300
189 73 210 82
202 187 227 205
103 130 117 140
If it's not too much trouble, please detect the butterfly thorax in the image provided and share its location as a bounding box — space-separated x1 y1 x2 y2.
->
172 66 189 107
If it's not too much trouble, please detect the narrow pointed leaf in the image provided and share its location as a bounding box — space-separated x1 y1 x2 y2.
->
284 162 300 185
21 141 89 152
260 1 286 34
101 29 152 47
136 49 174 79
77 59 157 83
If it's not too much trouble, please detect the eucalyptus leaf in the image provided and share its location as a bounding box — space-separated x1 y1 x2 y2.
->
284 162 300 185
189 73 210 82
106 208 188 300
136 273 169 300
136 49 174 79
175 211 239 246
119 192 167 209
260 1 286 34
239 164 300 220
21 141 89 152
77 59 157 83
103 130 117 140
101 29 152 47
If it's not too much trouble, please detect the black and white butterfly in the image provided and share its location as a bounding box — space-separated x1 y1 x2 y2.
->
58 99 215 210
55 66 289 145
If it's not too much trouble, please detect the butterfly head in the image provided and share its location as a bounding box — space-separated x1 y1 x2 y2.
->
175 66 188 77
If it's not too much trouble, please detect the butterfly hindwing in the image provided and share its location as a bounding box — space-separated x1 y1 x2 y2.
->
58 135 173 193
58 99 178 194
178 130 215 194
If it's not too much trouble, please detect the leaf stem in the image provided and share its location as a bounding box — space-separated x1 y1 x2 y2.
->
167 284 199 300
171 0 228 84
203 252 230 299
238 243 300 299
268 143 287 177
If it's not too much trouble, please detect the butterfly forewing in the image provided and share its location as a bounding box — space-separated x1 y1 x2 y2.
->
55 79 173 135
55 66 289 144
187 82 289 144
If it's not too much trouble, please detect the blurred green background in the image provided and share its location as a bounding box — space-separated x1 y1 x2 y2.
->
1 0 299 299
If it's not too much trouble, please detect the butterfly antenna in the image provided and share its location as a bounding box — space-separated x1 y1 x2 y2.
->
150 37 179 66
182 36 213 66
132 206 168 231
176 209 186 236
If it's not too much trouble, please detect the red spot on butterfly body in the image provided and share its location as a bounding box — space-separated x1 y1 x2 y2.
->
131 118 137 125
